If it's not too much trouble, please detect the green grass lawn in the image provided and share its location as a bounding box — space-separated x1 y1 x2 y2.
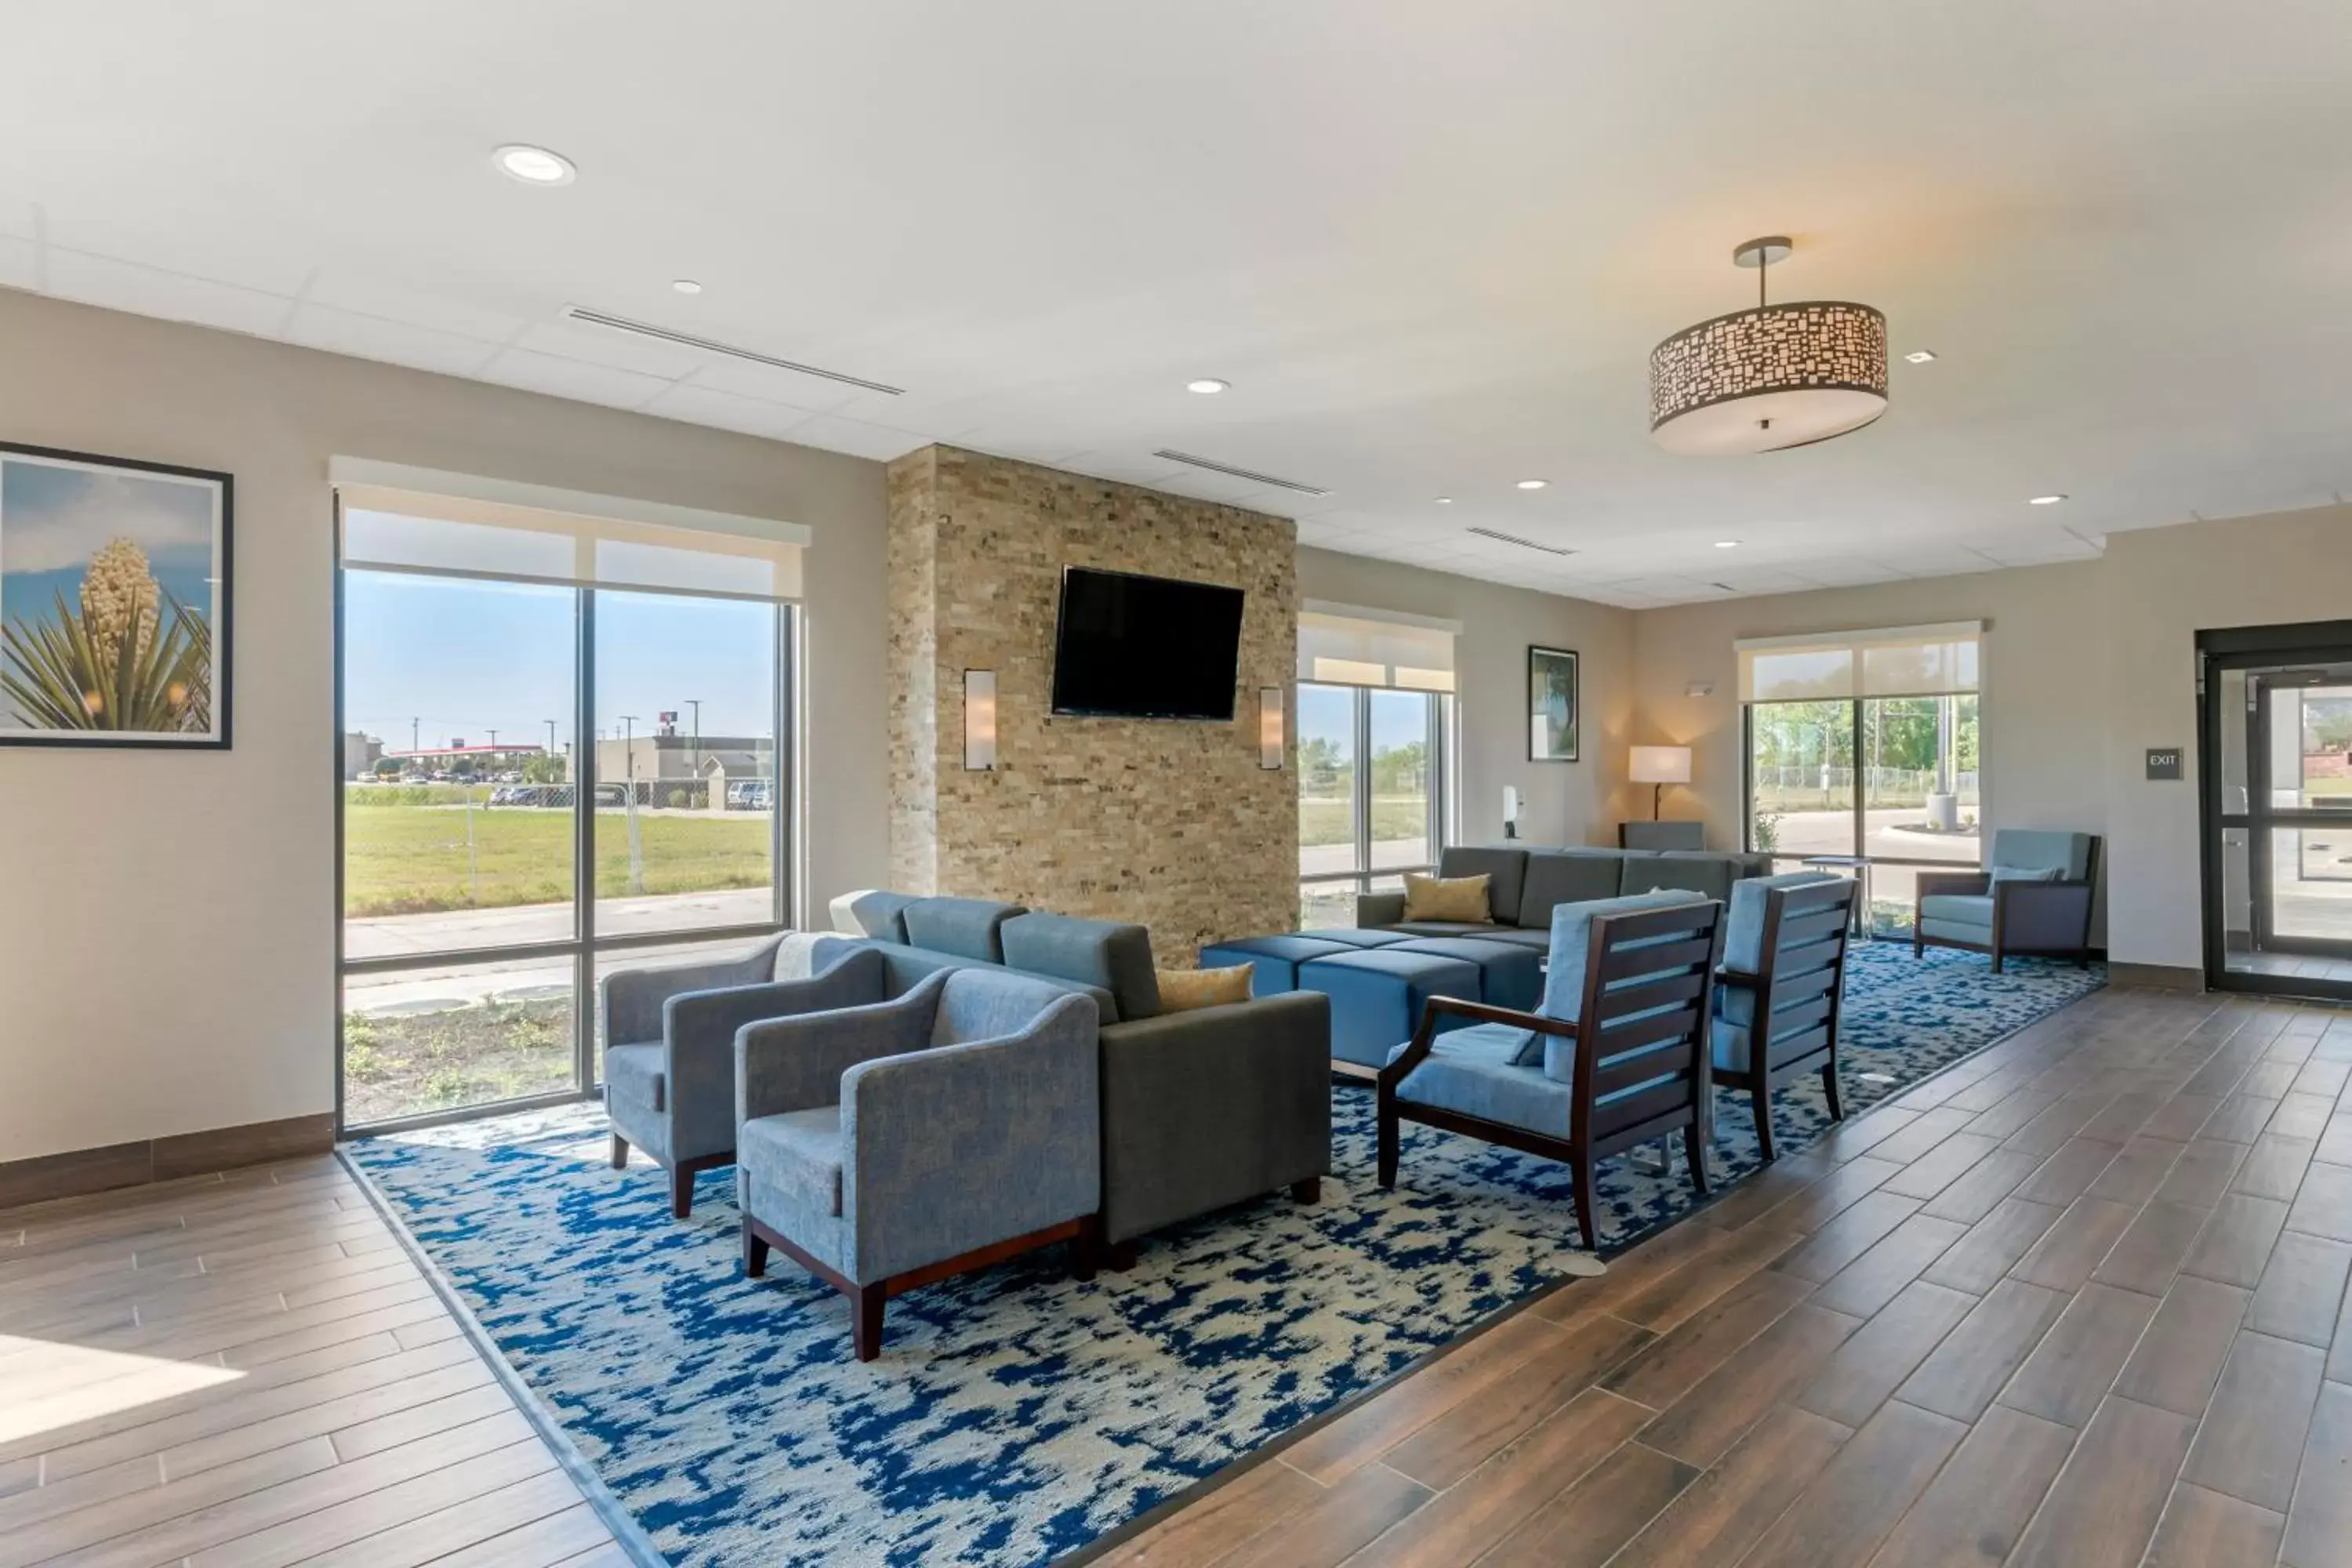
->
345 804 772 916
1299 795 1429 848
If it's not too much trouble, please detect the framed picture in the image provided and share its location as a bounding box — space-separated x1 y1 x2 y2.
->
1528 644 1578 762
0 441 231 749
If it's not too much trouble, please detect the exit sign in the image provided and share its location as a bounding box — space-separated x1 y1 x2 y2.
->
2146 747 2183 781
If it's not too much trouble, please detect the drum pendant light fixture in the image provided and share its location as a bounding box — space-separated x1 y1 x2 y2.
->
1649 237 1888 455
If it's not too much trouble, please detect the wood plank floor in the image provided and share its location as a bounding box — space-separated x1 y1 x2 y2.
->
0 1154 626 1568
1103 985 2352 1568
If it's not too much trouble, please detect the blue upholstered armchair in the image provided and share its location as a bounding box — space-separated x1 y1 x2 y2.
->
601 941 891 1218
1913 829 2102 972
1713 873 1857 1160
735 968 1102 1361
1377 891 1726 1250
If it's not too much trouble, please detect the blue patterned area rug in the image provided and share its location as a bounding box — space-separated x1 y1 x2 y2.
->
345 942 2100 1568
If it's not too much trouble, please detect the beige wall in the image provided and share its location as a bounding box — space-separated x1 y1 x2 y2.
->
887 447 1300 960
1298 547 1637 848
1630 503 2352 971
0 291 891 1165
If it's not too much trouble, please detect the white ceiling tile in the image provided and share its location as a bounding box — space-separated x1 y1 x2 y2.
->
475 347 670 411
304 272 528 343
777 414 941 463
637 382 824 441
679 354 873 416
44 249 290 337
515 317 708 380
285 302 496 378
1062 453 1190 489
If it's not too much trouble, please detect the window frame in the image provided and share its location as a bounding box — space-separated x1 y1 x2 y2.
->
1297 681 1450 917
332 499 797 1138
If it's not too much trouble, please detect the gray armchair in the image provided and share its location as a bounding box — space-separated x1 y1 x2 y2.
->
601 941 888 1218
1914 829 2101 972
735 968 1102 1361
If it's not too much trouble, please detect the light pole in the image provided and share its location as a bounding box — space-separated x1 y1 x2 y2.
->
545 719 560 781
616 716 644 893
684 699 702 804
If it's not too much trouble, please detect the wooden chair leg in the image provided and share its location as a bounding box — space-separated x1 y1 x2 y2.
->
1684 1120 1710 1196
1290 1176 1322 1204
1376 1090 1401 1189
670 1165 695 1220
1751 1088 1777 1162
608 1134 629 1170
742 1225 768 1279
851 1283 887 1363
1071 1215 1102 1283
1990 950 2005 975
1570 1152 1599 1252
1823 1062 1844 1121
1104 1240 1140 1273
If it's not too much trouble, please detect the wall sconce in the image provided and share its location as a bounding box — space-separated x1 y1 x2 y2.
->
1259 686 1286 769
964 670 996 771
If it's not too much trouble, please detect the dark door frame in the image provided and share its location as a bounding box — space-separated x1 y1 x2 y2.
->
2197 619 2352 1000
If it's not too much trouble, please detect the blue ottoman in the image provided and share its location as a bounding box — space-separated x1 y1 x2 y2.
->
1293 928 1415 949
1199 934 1362 996
1298 949 1484 1071
1385 936 1544 1013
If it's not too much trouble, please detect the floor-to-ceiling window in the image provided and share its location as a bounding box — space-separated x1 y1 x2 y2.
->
336 485 797 1133
1741 622 1982 933
1295 604 1459 928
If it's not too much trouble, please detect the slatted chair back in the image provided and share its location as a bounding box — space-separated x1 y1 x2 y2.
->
1570 900 1727 1160
1748 877 1857 1082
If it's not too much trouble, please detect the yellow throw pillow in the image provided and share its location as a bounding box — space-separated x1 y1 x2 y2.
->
1403 872 1493 924
1156 964 1254 1012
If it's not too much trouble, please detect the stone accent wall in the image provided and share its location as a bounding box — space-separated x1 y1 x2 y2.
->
886 446 1298 961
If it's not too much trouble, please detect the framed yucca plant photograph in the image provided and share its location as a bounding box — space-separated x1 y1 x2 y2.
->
0 441 231 749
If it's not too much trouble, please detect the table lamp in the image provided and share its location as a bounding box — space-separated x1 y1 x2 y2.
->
1629 745 1692 819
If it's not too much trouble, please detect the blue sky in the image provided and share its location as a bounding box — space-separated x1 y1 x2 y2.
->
343 572 778 752
1298 683 1434 758
0 458 220 633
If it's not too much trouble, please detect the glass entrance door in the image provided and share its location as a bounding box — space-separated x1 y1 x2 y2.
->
2204 637 2352 997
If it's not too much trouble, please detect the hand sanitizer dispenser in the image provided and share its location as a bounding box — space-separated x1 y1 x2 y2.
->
1502 786 1523 840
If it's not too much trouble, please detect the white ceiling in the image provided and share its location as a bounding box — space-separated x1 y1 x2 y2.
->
5 2 2348 607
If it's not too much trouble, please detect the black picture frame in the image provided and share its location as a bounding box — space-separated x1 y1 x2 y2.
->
1529 644 1578 762
0 440 232 750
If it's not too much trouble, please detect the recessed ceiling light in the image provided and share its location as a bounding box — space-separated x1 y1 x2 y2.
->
1186 378 1230 394
1516 478 1548 490
492 143 576 186
1905 350 1938 364
2028 493 2069 505
1434 496 1454 504
1715 539 1741 549
671 279 703 296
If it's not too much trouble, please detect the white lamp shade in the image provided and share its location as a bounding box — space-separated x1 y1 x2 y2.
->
963 670 996 771
1259 687 1285 769
1629 746 1693 786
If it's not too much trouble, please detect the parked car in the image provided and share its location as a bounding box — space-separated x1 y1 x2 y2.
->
727 779 775 810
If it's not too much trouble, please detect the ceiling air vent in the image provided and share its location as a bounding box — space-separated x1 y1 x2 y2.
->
558 306 904 395
1151 449 1332 497
1468 527 1576 557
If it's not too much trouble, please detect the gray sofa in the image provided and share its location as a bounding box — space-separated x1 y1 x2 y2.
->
1356 844 1773 939
823 898 1331 1258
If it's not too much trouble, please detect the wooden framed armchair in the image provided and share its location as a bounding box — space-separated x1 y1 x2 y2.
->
1712 874 1857 1160
1914 829 2101 973
1375 893 1726 1250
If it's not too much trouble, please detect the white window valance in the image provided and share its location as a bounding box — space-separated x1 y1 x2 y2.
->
332 458 805 602
1298 601 1460 692
1736 620 1982 703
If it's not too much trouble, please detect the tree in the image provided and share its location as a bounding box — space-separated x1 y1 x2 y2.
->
522 754 568 784
372 758 402 779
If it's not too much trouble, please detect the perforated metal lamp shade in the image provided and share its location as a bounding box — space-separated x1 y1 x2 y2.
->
1650 300 1888 455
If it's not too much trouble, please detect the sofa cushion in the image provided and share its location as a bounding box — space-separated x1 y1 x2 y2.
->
1712 1019 1755 1076
1388 920 1504 938
1301 928 1416 948
1436 925 1555 953
1919 893 1995 929
1436 846 1529 924
604 1043 665 1114
828 889 920 943
739 1106 844 1216
930 968 1091 1047
1622 851 1738 903
1199 934 1359 993
1157 964 1254 1011
1000 911 1161 1021
1991 829 2094 880
1991 863 2063 885
1403 872 1494 925
1388 1024 1573 1138
900 898 1028 962
1519 851 1632 931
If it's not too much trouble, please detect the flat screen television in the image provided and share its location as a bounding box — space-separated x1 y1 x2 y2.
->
1049 565 1245 720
